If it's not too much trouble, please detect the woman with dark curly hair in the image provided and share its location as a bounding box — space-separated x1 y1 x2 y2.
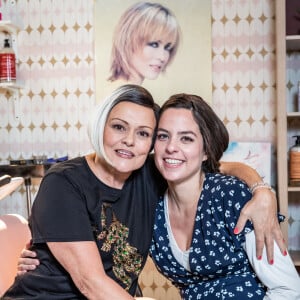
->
150 93 300 299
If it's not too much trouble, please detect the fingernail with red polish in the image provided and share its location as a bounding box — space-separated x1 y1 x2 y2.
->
233 227 239 234
283 250 287 256
269 259 274 265
257 255 262 260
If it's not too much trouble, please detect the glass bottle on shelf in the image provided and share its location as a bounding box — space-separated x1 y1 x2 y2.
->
0 37 16 83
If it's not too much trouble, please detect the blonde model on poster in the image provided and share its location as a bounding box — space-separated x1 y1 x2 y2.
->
104 1 180 94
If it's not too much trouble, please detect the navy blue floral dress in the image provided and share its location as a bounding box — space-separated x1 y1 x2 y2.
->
150 173 266 299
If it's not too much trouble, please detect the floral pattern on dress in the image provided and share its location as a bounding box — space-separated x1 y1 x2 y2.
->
150 173 266 299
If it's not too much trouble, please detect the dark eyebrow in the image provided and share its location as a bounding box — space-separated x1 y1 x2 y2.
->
110 117 128 124
178 131 197 137
157 128 197 137
111 118 154 130
157 128 168 132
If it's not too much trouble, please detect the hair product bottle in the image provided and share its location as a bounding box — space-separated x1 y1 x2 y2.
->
289 135 300 186
0 38 16 83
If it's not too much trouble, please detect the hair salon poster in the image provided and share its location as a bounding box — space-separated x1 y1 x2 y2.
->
94 0 212 106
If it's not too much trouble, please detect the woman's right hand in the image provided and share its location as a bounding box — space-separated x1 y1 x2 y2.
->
17 244 40 275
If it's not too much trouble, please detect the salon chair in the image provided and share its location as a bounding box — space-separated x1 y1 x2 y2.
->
0 214 31 296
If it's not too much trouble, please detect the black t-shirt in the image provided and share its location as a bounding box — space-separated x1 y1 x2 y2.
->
3 155 166 299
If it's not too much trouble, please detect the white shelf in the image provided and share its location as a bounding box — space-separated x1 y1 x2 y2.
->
286 35 300 51
288 186 300 192
0 20 19 35
287 112 300 118
0 82 22 91
290 250 300 266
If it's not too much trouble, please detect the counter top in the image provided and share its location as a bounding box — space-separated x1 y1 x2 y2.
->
0 164 51 178
0 177 24 201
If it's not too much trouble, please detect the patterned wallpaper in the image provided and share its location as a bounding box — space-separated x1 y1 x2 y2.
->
0 0 95 216
0 0 95 164
0 0 299 264
210 0 299 252
212 0 276 144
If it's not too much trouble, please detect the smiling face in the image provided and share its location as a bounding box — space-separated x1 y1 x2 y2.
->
129 40 173 84
154 108 207 184
103 101 156 176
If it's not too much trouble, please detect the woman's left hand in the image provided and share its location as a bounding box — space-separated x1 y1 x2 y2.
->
234 188 286 264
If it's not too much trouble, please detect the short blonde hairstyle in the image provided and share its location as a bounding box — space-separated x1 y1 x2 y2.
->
88 84 160 164
108 2 181 82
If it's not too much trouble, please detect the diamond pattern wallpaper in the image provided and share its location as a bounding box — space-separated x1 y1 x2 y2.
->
0 0 95 164
0 0 95 217
0 1 299 289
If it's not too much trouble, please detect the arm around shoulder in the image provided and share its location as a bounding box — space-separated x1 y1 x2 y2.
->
220 160 286 262
219 161 261 186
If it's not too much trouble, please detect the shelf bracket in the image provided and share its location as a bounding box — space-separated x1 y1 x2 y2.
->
12 89 20 119
5 88 20 119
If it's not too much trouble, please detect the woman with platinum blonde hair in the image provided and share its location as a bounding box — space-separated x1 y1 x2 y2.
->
108 2 181 85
